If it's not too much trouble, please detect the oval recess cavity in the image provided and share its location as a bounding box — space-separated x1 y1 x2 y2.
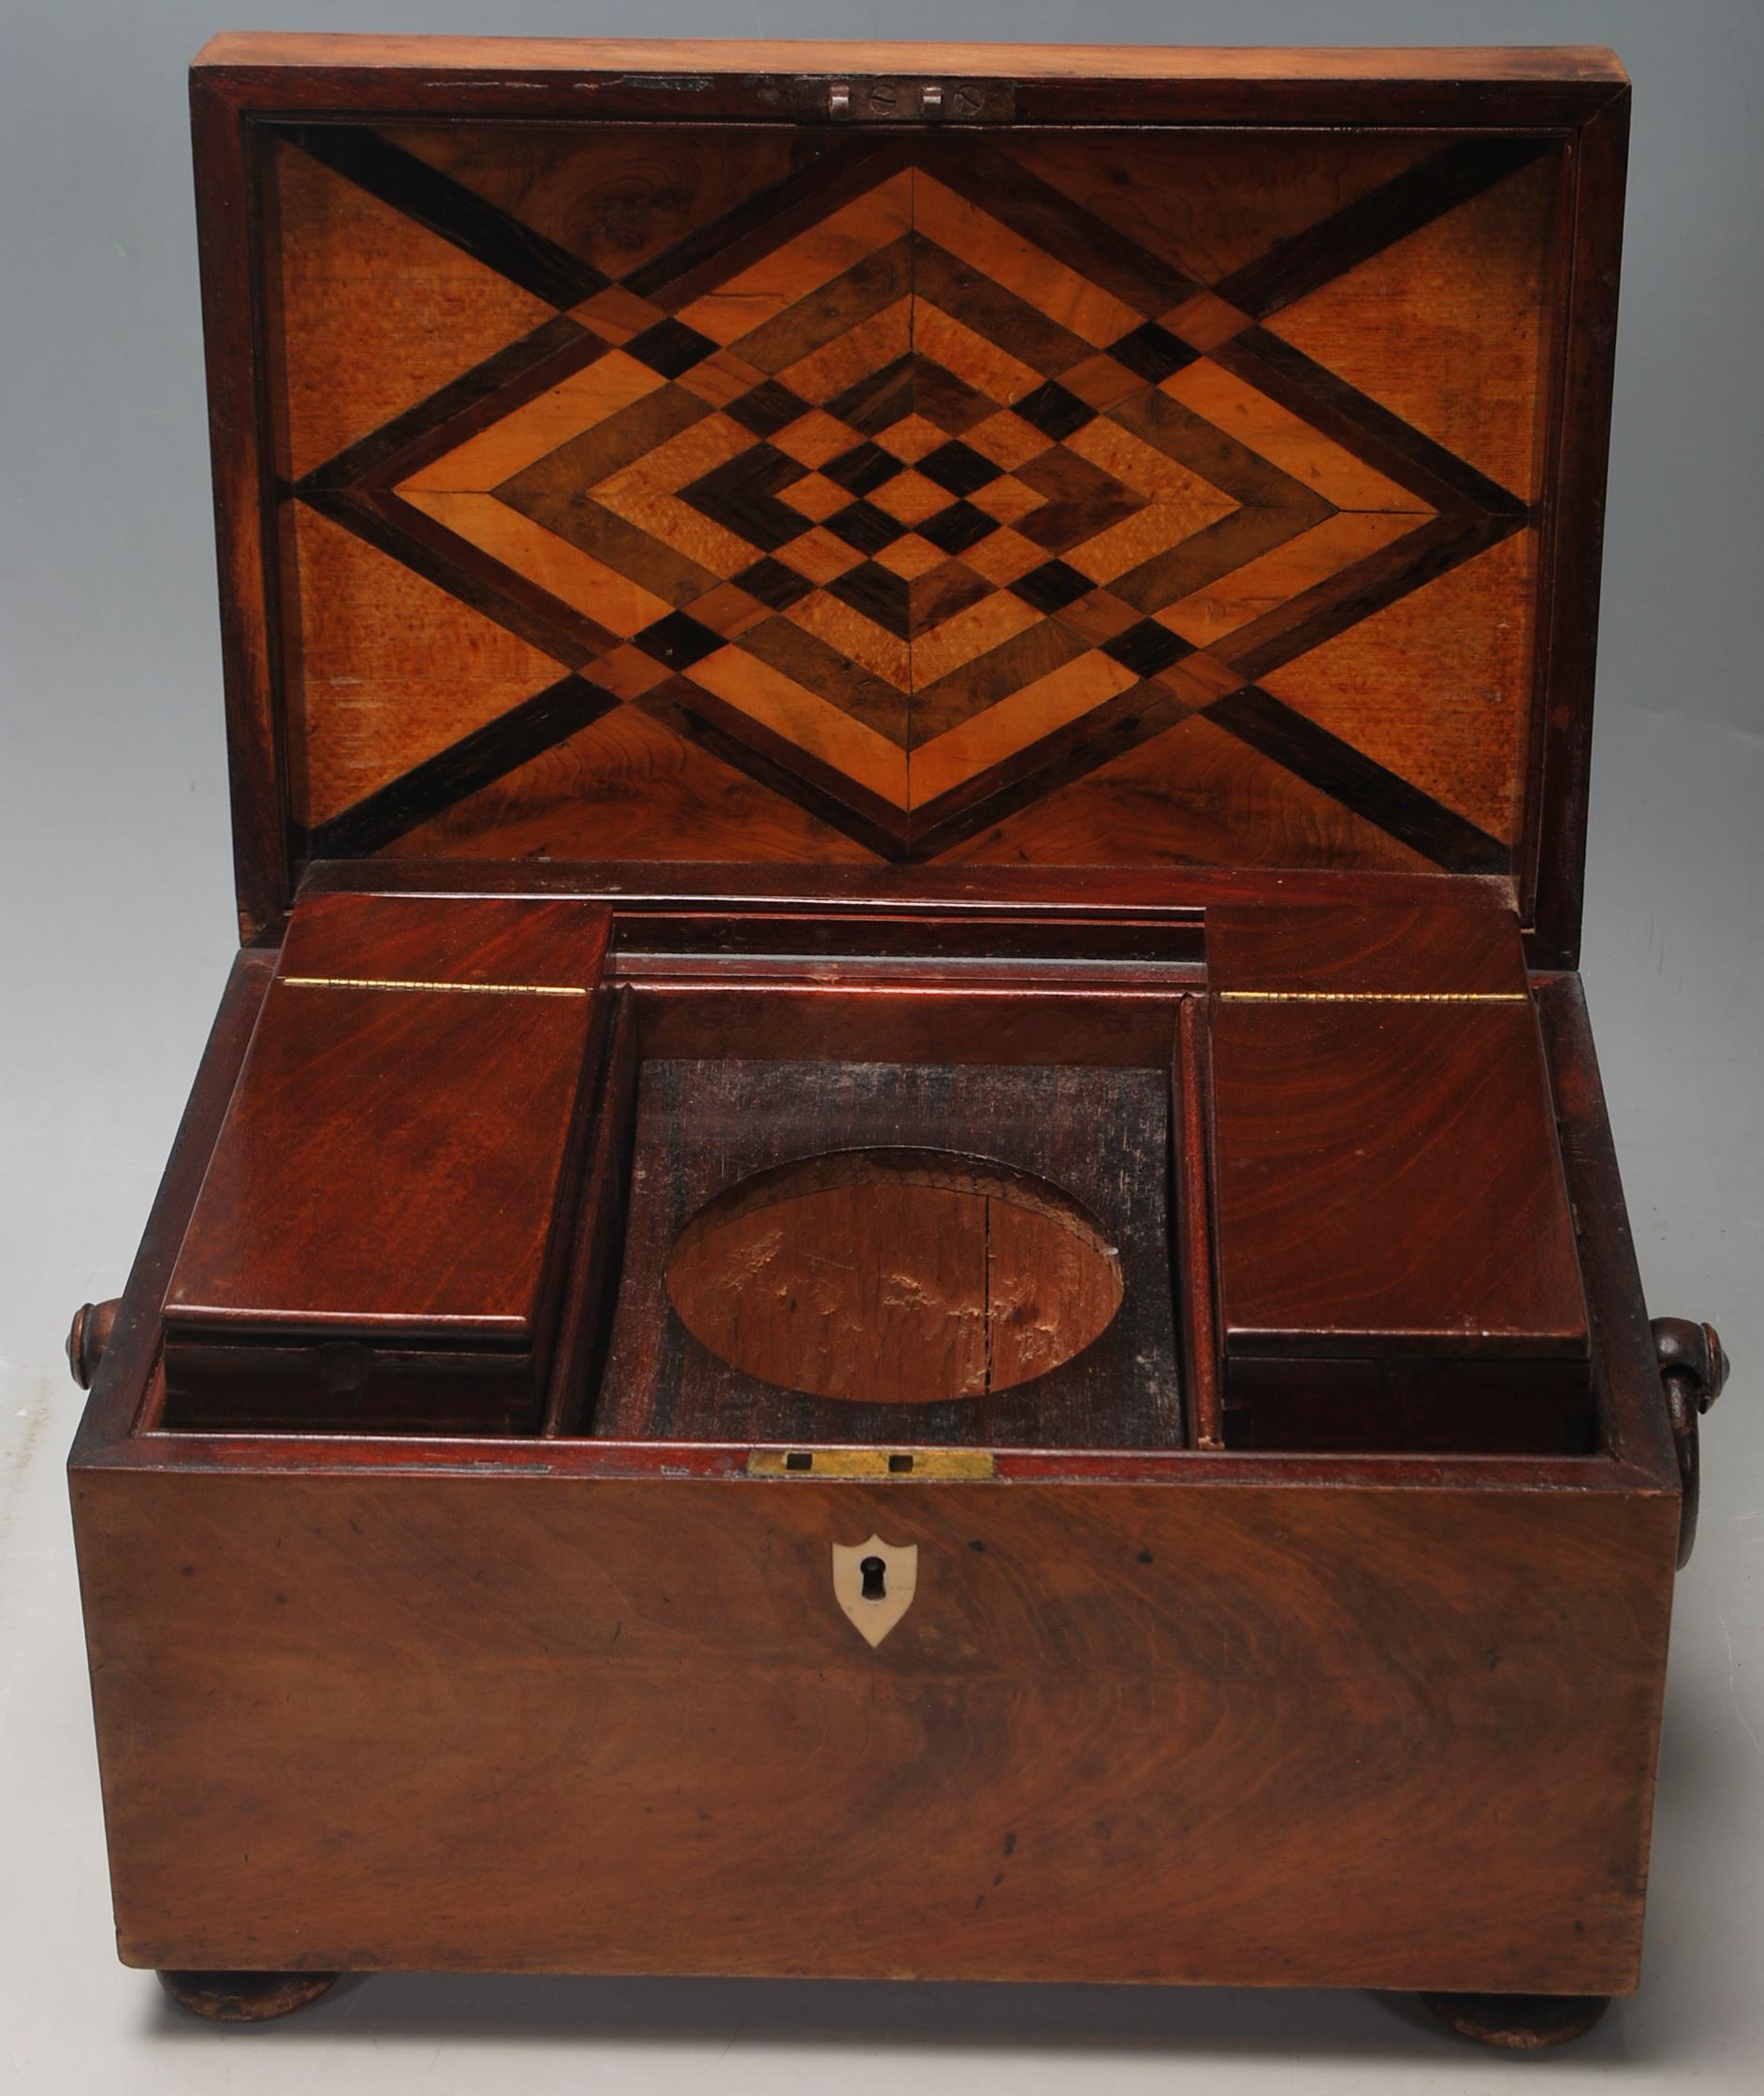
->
664 1146 1123 1405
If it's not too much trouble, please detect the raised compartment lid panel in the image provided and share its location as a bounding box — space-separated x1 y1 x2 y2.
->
1205 893 1593 1452
194 39 1627 956
166 893 608 1339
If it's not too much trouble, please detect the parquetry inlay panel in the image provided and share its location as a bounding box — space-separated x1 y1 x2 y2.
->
277 126 1558 870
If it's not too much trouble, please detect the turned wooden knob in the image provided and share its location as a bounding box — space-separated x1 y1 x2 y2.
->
66 1298 121 1390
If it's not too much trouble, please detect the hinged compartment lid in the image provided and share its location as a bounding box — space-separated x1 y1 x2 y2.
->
193 37 1628 963
159 893 612 1432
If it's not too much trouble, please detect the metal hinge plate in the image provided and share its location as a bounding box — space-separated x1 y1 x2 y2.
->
790 75 1016 124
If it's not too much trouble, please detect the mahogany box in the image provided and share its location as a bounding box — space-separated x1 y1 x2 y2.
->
66 36 1733 2047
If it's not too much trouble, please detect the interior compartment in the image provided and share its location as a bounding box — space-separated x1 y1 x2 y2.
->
143 894 1604 1459
142 53 1628 1464
156 895 611 1434
665 1149 1126 1405
1204 896 1596 1454
590 1056 1176 1448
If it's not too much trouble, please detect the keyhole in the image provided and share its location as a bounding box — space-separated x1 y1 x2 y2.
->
859 1555 887 1602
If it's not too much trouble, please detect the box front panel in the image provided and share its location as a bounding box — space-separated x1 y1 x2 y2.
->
77 1468 1673 1992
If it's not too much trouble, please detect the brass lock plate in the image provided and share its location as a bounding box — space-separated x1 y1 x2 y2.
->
746 1447 996 1480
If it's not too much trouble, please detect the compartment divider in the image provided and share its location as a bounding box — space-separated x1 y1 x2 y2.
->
544 989 641 1438
1174 996 1223 1452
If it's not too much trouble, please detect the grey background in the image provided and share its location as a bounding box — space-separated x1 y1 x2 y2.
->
2 0 1758 2087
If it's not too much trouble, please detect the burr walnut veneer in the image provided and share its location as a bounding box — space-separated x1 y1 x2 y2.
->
66 36 1731 2050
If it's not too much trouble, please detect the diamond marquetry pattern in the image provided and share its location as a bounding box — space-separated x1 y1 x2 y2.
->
290 131 1549 866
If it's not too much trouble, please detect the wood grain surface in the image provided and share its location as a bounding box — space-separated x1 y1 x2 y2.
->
160 895 611 1430
1211 999 1585 1356
75 1465 1675 1991
1206 890 1530 995
196 36 1629 85
276 888 610 987
184 43 1629 950
66 47 1668 2007
596 1056 1179 1448
164 981 588 1336
66 925 1682 1996
1206 896 1591 1451
664 1149 1124 1405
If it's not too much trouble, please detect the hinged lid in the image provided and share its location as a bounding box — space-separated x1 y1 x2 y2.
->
192 36 1628 963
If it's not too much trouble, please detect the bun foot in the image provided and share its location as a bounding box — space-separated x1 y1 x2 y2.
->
1419 1990 1610 2048
156 1969 339 2022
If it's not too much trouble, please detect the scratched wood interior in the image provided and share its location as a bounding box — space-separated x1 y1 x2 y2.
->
269 122 1562 879
593 1057 1182 1448
663 1148 1126 1407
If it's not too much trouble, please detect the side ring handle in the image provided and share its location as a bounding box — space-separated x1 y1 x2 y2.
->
1652 1317 1730 1568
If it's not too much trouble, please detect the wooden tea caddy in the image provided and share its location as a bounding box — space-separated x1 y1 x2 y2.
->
67 36 1736 2048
